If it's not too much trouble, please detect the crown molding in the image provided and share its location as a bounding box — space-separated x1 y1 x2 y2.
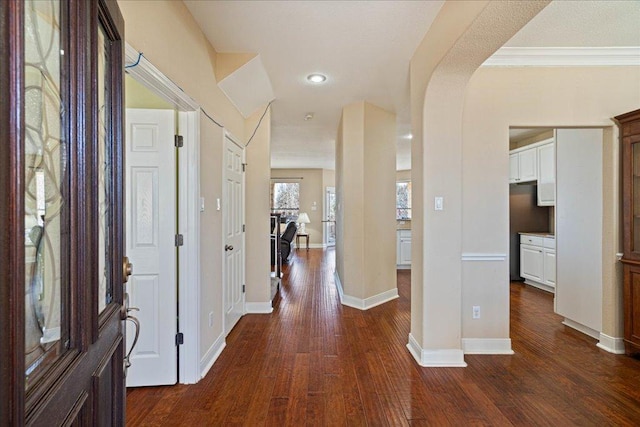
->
483 47 640 67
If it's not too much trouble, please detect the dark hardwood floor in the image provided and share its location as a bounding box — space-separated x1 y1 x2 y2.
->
127 248 640 426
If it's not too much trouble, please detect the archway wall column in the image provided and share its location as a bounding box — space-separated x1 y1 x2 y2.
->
408 0 549 366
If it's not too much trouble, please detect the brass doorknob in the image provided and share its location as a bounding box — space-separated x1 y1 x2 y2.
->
123 256 133 283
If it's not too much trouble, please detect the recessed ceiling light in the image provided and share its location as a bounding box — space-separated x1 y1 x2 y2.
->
307 73 327 84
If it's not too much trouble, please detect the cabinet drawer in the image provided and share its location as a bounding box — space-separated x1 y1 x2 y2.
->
520 235 543 246
398 230 411 239
543 238 555 249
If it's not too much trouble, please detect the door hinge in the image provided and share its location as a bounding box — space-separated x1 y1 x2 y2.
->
175 234 184 247
175 332 184 346
242 284 245 293
242 224 245 232
242 163 246 172
174 135 184 148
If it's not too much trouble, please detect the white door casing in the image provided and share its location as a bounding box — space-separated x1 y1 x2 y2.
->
324 186 336 247
125 108 177 387
223 134 245 335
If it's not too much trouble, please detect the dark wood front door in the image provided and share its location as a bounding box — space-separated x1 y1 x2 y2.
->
0 0 127 424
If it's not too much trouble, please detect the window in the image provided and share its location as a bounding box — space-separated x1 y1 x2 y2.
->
396 181 412 220
271 182 300 222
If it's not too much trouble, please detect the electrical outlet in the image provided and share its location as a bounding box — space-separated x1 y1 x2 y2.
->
209 312 214 327
472 305 480 319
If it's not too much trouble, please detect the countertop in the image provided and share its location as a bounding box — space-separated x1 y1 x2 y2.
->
519 232 554 238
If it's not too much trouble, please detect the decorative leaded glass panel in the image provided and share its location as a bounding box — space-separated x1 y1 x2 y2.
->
24 0 67 389
98 23 112 313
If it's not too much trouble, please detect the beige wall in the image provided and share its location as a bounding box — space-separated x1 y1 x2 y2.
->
409 0 491 351
410 1 549 362
118 0 244 139
270 168 332 247
462 66 640 341
336 101 397 302
199 117 224 357
118 1 272 361
245 106 272 304
125 75 174 110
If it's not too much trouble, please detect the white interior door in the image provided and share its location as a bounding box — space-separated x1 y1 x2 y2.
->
324 186 336 246
125 108 177 387
223 135 245 335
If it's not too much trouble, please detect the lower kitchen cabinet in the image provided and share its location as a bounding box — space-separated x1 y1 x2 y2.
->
520 233 555 292
397 229 411 268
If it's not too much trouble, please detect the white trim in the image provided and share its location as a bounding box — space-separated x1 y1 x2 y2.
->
124 43 200 111
292 243 326 250
462 338 514 355
396 265 411 270
483 47 640 67
407 334 467 367
199 333 226 379
461 253 507 262
334 271 399 310
562 318 600 340
178 111 202 385
523 279 555 294
125 44 203 385
597 333 626 355
245 302 274 314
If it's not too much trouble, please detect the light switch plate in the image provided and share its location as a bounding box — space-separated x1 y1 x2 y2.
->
435 196 444 211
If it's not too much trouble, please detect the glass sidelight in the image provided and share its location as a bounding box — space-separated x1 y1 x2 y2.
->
23 0 68 389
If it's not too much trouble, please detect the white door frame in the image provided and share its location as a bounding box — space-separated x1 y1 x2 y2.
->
324 186 336 247
125 43 201 384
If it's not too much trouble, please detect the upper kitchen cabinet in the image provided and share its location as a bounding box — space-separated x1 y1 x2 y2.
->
616 108 640 355
509 145 537 184
537 138 555 206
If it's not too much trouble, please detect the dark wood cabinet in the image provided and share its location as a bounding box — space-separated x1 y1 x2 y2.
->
0 0 127 424
616 108 640 356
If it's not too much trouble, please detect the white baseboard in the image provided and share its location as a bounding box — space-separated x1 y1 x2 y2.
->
406 333 467 367
334 271 398 310
462 338 514 355
293 243 325 249
597 333 626 354
200 333 226 379
245 301 273 314
562 318 600 340
523 279 555 294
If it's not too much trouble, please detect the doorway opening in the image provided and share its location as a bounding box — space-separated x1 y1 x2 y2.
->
124 44 202 385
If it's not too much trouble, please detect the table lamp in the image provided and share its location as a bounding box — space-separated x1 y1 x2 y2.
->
297 212 310 233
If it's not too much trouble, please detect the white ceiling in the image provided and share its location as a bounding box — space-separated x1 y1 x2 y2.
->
184 0 640 171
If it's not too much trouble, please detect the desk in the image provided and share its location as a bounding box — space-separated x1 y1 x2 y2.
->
296 233 309 250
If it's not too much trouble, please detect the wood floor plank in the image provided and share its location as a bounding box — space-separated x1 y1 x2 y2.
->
127 248 640 426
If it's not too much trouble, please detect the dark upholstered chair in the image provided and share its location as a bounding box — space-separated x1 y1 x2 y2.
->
279 221 297 263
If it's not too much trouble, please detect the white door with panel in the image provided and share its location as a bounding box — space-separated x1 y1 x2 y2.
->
125 109 177 387
224 135 245 335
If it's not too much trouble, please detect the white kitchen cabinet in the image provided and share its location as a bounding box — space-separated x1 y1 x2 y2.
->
509 146 537 184
520 234 555 292
397 229 411 268
537 140 555 206
520 244 543 282
543 248 556 287
509 153 519 183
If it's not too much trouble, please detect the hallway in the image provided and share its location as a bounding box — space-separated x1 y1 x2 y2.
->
127 249 640 425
